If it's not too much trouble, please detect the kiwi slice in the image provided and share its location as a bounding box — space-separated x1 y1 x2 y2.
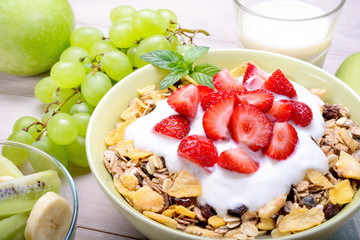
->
0 213 28 240
0 170 61 218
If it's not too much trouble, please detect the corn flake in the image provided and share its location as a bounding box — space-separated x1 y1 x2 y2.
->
162 208 175 218
175 205 196 219
336 151 360 180
167 171 202 198
208 215 226 228
329 179 355 205
143 211 178 229
306 168 333 188
121 174 139 191
257 218 276 231
114 174 134 200
278 207 324 233
132 186 164 212
229 62 248 78
105 116 136 145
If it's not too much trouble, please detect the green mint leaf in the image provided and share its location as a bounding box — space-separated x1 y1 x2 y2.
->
140 50 185 71
183 46 209 70
159 69 189 90
194 63 221 78
190 72 215 89
168 61 188 71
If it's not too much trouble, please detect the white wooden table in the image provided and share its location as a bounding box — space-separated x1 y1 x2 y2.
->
0 0 359 239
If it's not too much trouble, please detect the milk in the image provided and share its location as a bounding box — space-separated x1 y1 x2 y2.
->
124 80 328 216
237 0 332 67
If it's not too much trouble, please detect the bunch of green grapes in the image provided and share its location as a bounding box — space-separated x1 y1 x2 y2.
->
4 5 208 170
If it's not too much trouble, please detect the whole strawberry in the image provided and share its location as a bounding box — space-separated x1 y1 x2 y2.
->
154 115 190 139
289 100 313 127
178 135 218 168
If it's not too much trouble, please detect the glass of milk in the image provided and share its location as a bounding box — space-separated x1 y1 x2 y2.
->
233 0 346 67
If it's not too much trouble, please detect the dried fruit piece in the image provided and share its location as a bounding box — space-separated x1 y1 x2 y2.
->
323 203 341 219
208 215 226 228
143 211 178 229
132 186 164 212
202 97 235 140
306 168 333 188
329 179 355 205
265 122 298 160
229 104 273 151
278 207 324 233
154 114 190 139
258 195 287 218
167 171 202 198
218 147 259 174
336 151 360 180
264 69 297 98
227 204 248 218
167 84 200 118
178 135 218 168
300 195 317 208
213 68 247 92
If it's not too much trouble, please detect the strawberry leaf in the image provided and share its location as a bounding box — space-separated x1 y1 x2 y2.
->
159 69 189 90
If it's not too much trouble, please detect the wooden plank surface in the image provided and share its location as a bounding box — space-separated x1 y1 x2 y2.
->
0 0 359 239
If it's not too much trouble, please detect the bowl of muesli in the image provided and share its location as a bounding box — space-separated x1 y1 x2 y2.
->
86 49 360 240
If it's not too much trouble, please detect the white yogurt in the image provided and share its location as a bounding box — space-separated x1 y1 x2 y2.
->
124 81 328 216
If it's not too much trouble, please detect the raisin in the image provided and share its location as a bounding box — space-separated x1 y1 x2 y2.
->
322 104 340 120
301 195 317 209
227 204 248 218
171 197 196 208
201 204 216 219
323 203 341 219
134 172 143 187
140 162 153 179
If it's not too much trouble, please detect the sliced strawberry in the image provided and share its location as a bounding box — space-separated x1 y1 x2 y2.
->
178 135 218 168
213 68 247 92
236 89 274 112
264 69 297 98
229 104 273 151
289 100 313 127
197 85 214 100
167 84 200 118
217 147 259 174
266 99 292 122
203 97 235 140
201 89 239 111
265 122 298 160
243 62 269 90
154 115 190 139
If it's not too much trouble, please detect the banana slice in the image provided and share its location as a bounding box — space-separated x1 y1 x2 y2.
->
0 175 15 183
25 191 72 240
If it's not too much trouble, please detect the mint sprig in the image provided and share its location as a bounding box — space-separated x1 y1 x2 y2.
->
140 46 220 89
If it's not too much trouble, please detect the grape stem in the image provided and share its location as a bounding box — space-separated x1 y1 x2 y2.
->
168 24 210 45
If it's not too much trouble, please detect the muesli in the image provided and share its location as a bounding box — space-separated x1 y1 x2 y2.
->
103 62 360 239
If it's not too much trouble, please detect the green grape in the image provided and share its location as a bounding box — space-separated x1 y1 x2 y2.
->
81 72 112 106
2 130 34 166
132 9 167 38
52 88 79 113
47 113 78 145
177 44 195 54
34 77 58 103
70 26 104 52
65 136 88 167
127 45 138 68
101 50 133 81
72 113 91 136
157 9 178 31
41 109 55 123
31 136 68 169
168 34 179 51
135 35 171 68
50 61 86 89
60 46 89 62
89 40 116 58
110 5 137 23
69 102 95 115
109 20 141 49
12 116 42 141
83 62 93 74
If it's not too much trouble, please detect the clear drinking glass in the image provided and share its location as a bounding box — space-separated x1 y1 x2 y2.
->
0 141 78 239
233 0 346 67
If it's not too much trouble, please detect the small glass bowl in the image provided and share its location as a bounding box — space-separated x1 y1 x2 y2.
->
0 141 78 239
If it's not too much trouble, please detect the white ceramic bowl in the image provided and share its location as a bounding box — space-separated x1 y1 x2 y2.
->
86 49 360 240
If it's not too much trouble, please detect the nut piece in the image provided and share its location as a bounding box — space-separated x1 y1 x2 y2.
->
278 206 325 233
329 179 355 205
167 171 202 198
306 169 333 188
132 186 164 212
258 194 287 218
208 216 226 228
336 151 360 180
143 211 178 229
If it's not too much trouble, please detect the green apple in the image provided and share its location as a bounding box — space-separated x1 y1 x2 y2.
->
0 0 75 76
336 52 360 95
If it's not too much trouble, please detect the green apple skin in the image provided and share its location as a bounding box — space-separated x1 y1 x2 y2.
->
336 52 360 95
0 0 75 76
